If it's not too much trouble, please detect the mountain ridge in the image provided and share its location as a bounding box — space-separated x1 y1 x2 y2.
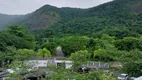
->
0 0 142 31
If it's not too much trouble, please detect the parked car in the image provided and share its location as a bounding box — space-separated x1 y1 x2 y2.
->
117 74 129 80
103 70 114 75
134 76 142 80
5 69 14 74
104 70 111 74
77 67 90 73
129 77 136 80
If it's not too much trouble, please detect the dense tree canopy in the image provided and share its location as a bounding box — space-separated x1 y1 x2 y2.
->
60 36 89 56
37 48 51 59
122 60 142 77
1 0 142 79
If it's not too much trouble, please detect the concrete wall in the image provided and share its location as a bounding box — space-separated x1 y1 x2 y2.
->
25 60 73 69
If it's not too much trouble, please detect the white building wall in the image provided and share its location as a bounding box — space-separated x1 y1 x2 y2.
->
25 60 73 69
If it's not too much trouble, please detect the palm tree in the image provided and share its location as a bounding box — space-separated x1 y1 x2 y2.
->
37 48 51 59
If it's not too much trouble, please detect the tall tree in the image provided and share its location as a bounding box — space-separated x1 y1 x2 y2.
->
61 36 89 56
70 50 90 69
37 48 51 59
122 60 142 77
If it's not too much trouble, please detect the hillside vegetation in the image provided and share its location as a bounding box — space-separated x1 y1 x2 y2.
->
1 0 142 32
1 0 142 79
46 0 142 37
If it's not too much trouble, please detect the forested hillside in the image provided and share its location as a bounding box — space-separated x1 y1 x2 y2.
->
1 0 142 32
1 0 142 79
47 0 142 37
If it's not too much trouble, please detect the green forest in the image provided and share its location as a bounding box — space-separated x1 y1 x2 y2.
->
0 0 142 79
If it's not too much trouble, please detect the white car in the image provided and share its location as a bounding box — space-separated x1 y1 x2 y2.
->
6 69 14 73
118 74 129 80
